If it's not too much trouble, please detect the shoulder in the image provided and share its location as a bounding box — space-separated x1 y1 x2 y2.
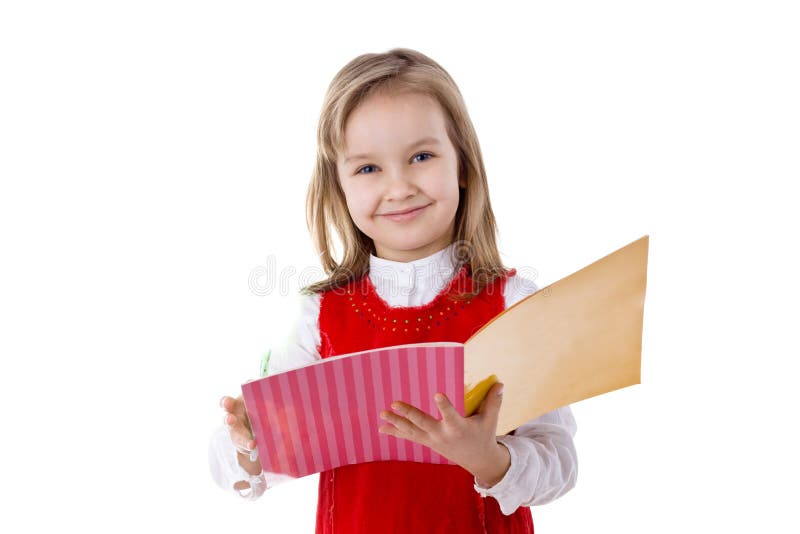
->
296 289 323 316
503 270 540 310
283 289 323 329
293 290 323 340
264 290 322 375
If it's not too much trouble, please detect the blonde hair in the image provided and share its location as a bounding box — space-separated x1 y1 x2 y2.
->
301 47 512 300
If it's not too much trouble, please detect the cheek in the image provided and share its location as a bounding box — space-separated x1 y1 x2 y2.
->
425 160 460 202
428 175 461 208
342 185 379 222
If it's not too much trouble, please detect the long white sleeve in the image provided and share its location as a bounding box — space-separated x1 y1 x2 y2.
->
208 424 270 500
470 272 579 514
208 291 322 499
208 246 578 511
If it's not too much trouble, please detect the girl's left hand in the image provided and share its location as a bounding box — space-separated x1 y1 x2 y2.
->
379 382 507 481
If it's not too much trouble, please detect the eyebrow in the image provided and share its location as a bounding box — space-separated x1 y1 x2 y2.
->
344 137 442 164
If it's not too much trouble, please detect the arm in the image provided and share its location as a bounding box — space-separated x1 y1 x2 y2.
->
469 272 579 514
208 291 322 499
473 406 578 513
208 424 270 500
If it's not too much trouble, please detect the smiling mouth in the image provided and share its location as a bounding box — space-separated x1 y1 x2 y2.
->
381 205 429 216
379 204 431 221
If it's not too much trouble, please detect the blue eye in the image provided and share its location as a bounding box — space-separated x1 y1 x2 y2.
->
355 153 433 175
356 164 377 175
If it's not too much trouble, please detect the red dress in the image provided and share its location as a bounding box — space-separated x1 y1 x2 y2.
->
314 263 535 533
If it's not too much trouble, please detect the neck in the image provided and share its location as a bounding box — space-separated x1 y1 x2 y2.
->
373 234 454 263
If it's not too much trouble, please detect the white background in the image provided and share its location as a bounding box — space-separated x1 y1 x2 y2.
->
1 1 798 532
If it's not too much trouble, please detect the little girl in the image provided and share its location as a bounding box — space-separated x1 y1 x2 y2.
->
209 48 577 533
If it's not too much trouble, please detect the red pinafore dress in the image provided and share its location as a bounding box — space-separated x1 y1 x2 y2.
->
314 263 534 533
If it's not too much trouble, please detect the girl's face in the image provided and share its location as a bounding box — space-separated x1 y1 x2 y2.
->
336 90 464 263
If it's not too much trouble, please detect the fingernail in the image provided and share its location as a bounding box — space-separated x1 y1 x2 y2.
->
219 396 226 408
496 384 504 396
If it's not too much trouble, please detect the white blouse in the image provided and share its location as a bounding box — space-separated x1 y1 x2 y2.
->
208 242 578 515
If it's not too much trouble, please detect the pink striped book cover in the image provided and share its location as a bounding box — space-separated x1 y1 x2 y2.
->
240 342 465 479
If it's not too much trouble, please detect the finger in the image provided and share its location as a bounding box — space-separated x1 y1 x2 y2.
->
389 401 439 433
235 396 253 430
378 414 426 446
378 420 408 437
232 395 247 417
378 423 400 438
433 393 461 423
476 382 504 426
380 410 414 435
233 480 251 491
220 395 246 415
222 395 252 433
232 430 256 453
221 395 243 416
224 413 256 451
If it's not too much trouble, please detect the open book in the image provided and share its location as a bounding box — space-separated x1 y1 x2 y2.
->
241 235 649 480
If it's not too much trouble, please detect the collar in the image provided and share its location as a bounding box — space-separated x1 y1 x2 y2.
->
369 242 459 291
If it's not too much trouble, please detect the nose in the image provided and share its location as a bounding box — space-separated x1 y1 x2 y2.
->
383 166 419 201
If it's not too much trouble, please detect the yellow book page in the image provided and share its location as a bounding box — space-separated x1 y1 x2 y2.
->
464 235 649 435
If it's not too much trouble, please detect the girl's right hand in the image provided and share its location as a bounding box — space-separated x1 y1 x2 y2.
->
220 394 262 476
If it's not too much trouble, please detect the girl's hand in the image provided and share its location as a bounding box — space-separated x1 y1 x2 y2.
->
219 395 262 477
379 382 511 486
